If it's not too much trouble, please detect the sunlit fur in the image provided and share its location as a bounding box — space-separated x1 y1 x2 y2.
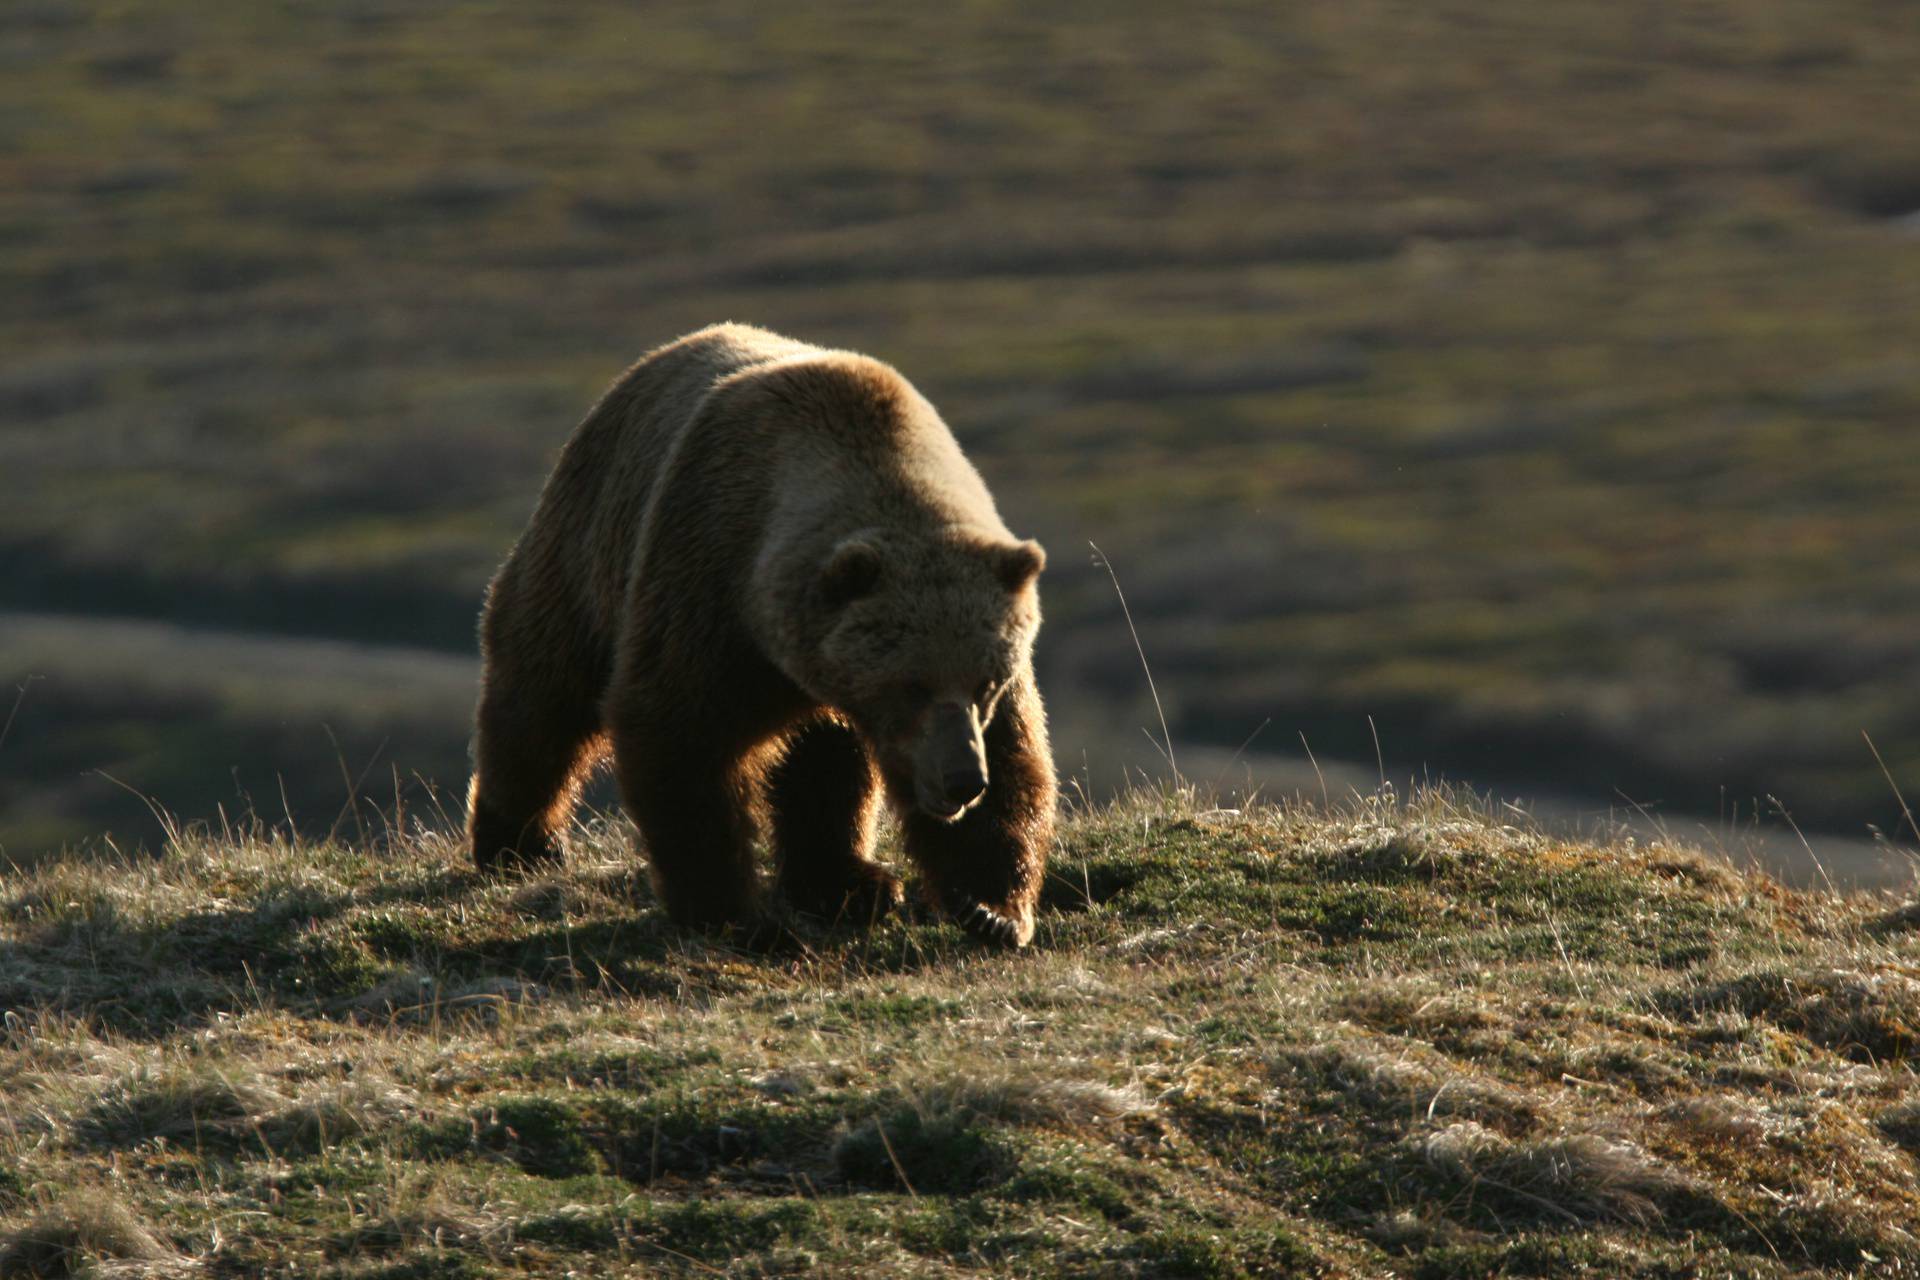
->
467 324 1055 945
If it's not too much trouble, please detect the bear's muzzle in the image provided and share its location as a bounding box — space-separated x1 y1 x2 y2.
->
916 701 989 821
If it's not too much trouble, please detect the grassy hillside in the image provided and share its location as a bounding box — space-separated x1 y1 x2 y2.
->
4 1 1920 855
4 789 1920 1276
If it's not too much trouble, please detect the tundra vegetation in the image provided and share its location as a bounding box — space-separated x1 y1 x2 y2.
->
5 1 1920 854
4 786 1920 1276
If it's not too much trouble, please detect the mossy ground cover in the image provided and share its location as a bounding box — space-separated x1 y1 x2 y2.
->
4 788 1920 1276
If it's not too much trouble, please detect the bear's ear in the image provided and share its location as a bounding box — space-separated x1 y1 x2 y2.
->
820 539 883 607
994 539 1046 592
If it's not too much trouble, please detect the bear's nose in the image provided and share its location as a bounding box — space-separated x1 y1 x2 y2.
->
942 764 987 808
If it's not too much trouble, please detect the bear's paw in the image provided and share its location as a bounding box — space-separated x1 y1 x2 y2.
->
957 901 1035 949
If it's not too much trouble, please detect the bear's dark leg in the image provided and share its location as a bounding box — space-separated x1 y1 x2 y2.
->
898 677 1056 947
767 718 903 928
608 702 761 932
468 682 606 873
467 567 610 873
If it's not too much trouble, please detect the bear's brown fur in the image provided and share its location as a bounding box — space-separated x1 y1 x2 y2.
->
466 324 1056 946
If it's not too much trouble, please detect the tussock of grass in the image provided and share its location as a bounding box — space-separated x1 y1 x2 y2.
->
834 1105 1014 1196
1285 1041 1536 1133
269 1081 417 1152
62 1062 418 1162
1879 1096 1920 1155
1665 1095 1767 1143
911 1070 1153 1132
331 1171 517 1260
71 1067 280 1152
2 786 1919 1275
1667 966 1920 1062
1417 1123 1693 1228
1870 900 1920 934
833 1068 1150 1197
0 1189 182 1278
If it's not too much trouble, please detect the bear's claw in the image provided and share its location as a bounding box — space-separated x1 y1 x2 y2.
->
957 901 1031 948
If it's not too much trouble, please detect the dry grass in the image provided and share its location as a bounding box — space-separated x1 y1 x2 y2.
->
914 1070 1154 1132
0 1189 186 1278
1417 1123 1692 1227
1 786 1919 1275
1668 965 1920 1062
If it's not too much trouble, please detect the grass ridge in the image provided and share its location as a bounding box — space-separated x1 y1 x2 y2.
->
3 787 1919 1275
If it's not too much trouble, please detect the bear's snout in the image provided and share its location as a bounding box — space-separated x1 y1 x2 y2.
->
940 762 987 810
915 702 989 821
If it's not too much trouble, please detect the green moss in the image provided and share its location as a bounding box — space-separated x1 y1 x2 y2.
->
349 908 462 960
835 1106 1016 1195
641 1198 826 1263
512 1201 627 1251
0 1164 27 1208
273 1149 404 1218
403 1097 601 1179
1130 1224 1316 1279
600 1093 844 1182
1002 1163 1136 1221
822 992 965 1029
285 930 390 1000
890 1196 1008 1257
477 1096 600 1179
1270 881 1441 944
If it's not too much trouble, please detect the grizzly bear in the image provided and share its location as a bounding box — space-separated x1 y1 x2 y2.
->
465 323 1056 946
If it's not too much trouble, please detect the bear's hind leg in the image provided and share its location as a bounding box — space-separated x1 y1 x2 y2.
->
468 685 606 873
768 718 903 928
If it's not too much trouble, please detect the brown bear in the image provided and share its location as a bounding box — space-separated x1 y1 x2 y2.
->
465 323 1056 946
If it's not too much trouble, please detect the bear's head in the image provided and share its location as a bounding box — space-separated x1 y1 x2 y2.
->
808 528 1044 821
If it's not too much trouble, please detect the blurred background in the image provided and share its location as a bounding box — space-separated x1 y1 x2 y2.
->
4 2 1918 880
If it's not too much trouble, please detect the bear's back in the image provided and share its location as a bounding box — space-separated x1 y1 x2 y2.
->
536 325 821 628
703 348 1008 544
523 324 1006 642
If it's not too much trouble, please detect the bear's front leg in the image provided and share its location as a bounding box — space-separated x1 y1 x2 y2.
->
768 717 903 928
900 677 1056 947
609 707 760 933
